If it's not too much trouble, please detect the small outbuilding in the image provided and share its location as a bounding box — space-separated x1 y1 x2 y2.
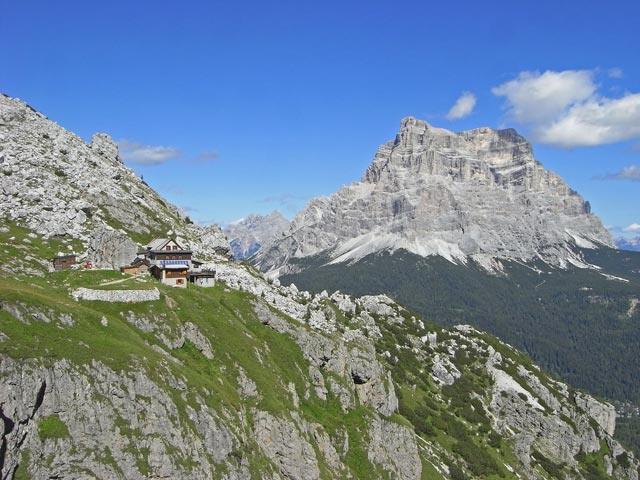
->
120 258 149 275
52 254 77 271
188 270 216 287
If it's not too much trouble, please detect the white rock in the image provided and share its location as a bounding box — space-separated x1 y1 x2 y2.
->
254 117 613 274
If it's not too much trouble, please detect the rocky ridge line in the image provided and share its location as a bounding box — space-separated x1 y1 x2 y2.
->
2 258 638 478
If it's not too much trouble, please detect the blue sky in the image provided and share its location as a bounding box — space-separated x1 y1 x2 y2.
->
2 0 639 238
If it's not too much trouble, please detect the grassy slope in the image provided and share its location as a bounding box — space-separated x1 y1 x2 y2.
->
0 260 421 477
0 223 630 478
0 270 524 479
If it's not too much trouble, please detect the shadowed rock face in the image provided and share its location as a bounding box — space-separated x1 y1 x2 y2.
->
254 117 613 274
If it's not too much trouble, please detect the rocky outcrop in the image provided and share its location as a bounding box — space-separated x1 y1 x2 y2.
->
90 133 121 162
253 410 320 480
250 299 397 416
367 418 422 479
574 392 617 436
254 117 613 274
87 228 138 269
184 223 232 259
0 358 235 479
225 212 290 259
0 94 229 268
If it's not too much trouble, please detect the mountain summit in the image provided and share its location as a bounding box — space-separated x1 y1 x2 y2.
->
254 117 612 274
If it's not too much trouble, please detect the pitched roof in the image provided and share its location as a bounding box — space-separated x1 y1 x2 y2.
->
145 237 189 250
147 238 170 250
53 254 77 260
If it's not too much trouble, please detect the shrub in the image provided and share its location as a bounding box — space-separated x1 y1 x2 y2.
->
38 415 69 440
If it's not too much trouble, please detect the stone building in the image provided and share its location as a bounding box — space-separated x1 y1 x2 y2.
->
141 238 192 288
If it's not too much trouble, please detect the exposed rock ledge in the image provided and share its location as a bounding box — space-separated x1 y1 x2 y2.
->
71 288 160 303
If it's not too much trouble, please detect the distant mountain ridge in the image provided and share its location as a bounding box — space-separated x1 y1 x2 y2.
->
617 236 640 252
254 117 613 274
225 212 290 259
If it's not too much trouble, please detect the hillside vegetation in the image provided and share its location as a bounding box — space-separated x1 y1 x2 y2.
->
1 223 638 479
281 248 640 455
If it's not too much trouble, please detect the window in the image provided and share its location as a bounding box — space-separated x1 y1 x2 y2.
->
173 245 178 250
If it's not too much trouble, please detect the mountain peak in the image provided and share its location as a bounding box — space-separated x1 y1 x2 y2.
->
395 116 454 147
255 118 613 273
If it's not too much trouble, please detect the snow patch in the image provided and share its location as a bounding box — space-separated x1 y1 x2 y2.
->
600 273 630 283
327 232 468 266
566 230 597 249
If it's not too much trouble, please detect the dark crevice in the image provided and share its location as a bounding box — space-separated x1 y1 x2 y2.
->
31 381 46 419
0 437 6 479
0 380 46 479
0 410 14 437
351 372 367 385
0 404 12 479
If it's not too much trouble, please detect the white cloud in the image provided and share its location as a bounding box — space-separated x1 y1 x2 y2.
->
492 69 640 148
623 223 640 232
603 165 640 181
608 67 624 79
536 94 640 147
446 92 477 120
492 70 595 124
118 139 181 165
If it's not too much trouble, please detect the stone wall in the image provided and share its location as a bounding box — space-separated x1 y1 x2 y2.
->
71 288 160 302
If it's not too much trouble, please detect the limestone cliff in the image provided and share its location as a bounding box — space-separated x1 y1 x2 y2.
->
254 117 613 274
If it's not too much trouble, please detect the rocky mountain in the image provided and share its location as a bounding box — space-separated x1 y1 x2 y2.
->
616 236 640 252
1 96 639 479
225 211 290 259
254 116 613 274
253 116 640 452
0 94 229 270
